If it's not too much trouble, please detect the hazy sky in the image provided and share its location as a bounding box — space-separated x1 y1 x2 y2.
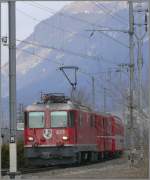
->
1 1 71 65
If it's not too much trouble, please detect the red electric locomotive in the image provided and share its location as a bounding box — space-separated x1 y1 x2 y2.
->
24 93 124 166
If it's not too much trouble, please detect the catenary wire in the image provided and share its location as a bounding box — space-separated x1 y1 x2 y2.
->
16 4 129 49
16 38 125 66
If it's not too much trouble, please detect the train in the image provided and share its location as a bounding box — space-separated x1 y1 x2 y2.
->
24 93 124 166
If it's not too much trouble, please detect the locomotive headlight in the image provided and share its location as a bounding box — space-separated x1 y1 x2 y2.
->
62 136 69 141
28 136 34 141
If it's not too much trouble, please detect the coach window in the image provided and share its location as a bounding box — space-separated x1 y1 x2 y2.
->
28 112 44 128
69 111 74 127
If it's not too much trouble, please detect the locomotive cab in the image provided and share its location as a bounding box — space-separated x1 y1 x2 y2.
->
24 100 77 165
24 109 75 147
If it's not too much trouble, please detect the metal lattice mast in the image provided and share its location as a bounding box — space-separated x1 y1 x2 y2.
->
136 3 143 114
128 0 135 158
134 1 148 150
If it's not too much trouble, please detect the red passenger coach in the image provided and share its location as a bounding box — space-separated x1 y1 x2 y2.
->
24 93 124 166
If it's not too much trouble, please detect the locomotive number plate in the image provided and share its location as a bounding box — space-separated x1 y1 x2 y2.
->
56 129 65 135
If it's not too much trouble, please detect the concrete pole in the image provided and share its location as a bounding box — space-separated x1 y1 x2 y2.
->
148 0 150 149
148 0 150 113
8 1 17 177
128 0 135 160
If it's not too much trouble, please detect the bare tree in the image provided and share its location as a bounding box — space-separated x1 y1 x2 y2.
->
70 88 92 109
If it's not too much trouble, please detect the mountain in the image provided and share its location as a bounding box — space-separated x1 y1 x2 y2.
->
2 1 148 115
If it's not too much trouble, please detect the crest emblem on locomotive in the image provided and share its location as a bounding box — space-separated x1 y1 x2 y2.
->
43 129 52 139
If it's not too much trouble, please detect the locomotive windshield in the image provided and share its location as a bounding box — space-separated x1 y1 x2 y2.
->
51 111 67 128
28 112 44 128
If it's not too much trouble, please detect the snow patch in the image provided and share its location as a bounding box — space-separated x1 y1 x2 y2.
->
56 53 65 60
42 68 46 73
84 10 90 14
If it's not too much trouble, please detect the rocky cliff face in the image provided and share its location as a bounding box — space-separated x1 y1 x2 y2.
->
2 1 148 113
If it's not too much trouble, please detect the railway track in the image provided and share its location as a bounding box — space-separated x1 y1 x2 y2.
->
20 166 61 174
2 163 85 176
1 156 122 177
2 165 65 176
1 162 98 176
